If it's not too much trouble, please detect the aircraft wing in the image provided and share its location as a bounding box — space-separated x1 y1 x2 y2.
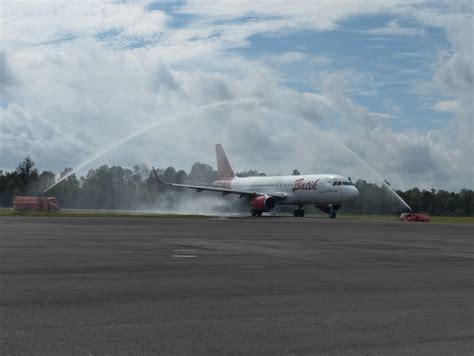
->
152 167 287 200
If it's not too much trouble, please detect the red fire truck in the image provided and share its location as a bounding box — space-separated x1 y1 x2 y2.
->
12 196 60 212
400 212 431 222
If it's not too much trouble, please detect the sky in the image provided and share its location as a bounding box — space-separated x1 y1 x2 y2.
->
1 0 473 191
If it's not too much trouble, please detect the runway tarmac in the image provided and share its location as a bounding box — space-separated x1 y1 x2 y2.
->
1 216 473 355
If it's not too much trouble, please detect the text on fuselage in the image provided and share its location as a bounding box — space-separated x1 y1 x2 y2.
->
293 178 320 192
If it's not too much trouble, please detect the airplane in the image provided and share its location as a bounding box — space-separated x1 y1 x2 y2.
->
152 144 359 218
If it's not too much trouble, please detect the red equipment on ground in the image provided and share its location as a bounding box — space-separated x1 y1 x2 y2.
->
12 196 60 212
400 212 430 222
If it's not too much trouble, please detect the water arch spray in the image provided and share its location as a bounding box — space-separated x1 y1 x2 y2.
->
43 98 260 194
339 144 413 211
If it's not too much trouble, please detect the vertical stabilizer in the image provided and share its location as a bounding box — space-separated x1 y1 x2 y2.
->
216 144 235 180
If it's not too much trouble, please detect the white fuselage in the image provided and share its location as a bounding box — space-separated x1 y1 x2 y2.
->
228 174 359 206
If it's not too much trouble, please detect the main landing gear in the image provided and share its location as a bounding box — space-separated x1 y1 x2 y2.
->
250 208 263 217
293 205 305 217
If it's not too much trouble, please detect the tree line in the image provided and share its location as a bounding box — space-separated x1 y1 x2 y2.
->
0 157 472 215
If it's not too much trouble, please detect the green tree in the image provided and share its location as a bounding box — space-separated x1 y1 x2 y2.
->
236 169 266 177
16 157 39 193
36 171 56 194
176 170 187 184
49 168 80 208
188 162 218 183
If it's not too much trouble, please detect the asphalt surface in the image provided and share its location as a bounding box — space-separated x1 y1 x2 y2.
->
1 216 473 355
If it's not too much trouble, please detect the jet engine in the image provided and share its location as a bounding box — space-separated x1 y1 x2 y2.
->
252 195 276 212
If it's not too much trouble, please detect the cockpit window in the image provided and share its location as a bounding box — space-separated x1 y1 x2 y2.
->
333 180 354 186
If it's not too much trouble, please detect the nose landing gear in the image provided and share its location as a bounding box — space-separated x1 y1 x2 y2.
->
316 204 340 218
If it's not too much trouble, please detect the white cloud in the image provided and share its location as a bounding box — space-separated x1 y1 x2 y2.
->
1 1 168 48
432 100 458 112
271 51 307 64
358 20 425 36
422 11 473 173
0 102 85 170
270 51 331 66
178 0 421 32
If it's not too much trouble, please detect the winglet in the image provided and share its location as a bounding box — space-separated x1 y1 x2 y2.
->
152 167 166 185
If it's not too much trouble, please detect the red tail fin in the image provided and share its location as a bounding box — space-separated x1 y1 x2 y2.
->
216 144 235 180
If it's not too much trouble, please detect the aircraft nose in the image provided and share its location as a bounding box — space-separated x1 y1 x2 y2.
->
351 186 360 199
